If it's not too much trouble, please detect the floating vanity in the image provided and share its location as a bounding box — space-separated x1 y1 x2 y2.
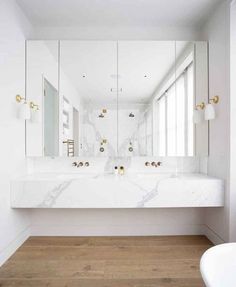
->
11 172 224 208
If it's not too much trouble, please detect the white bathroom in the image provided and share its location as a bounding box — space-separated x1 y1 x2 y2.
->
0 0 235 286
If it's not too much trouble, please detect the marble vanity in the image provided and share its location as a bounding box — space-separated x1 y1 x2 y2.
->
11 172 224 208
18 40 223 209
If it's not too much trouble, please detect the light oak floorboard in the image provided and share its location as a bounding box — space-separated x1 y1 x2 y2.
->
0 236 212 287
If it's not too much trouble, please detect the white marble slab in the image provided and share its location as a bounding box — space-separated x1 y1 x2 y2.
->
11 172 224 208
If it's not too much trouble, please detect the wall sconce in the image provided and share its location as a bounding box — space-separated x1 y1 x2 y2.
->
205 96 219 120
30 101 39 111
16 95 30 120
16 95 40 121
16 94 25 103
30 102 40 123
193 102 205 124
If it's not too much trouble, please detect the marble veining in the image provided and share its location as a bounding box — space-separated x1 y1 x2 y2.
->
37 180 74 208
11 172 224 208
136 179 163 208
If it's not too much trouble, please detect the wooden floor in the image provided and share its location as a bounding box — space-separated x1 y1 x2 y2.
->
0 236 212 287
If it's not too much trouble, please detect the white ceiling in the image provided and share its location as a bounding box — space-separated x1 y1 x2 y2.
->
16 0 222 28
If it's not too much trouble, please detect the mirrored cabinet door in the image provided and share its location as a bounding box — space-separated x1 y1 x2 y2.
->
153 41 196 157
117 41 176 157
117 41 209 157
26 40 118 157
173 41 208 157
60 41 118 157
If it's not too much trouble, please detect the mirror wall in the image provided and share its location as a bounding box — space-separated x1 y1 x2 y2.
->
26 40 208 157
60 41 118 157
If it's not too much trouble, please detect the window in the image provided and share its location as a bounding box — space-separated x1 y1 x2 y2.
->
156 62 194 156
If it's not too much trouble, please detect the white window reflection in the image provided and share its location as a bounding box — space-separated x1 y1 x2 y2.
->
156 62 194 156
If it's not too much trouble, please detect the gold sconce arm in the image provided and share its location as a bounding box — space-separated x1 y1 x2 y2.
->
16 95 26 103
16 95 39 111
209 95 219 104
30 101 39 111
195 102 205 110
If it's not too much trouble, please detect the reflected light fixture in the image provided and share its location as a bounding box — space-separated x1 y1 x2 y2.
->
31 109 40 123
30 102 40 123
16 95 30 120
205 96 219 121
193 102 205 124
30 101 39 111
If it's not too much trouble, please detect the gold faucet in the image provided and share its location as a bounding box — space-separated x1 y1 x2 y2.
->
119 166 125 175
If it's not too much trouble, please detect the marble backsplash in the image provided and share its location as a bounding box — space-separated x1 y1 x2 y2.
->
26 156 208 175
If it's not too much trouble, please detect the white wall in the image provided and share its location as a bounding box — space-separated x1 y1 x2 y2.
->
0 0 33 266
201 1 230 242
230 0 236 241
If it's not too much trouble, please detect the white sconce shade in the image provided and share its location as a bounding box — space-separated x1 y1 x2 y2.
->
31 109 40 123
29 101 40 123
204 96 219 120
205 103 216 120
193 109 203 124
18 102 31 120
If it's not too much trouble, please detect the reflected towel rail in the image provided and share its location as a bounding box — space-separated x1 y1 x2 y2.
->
63 139 74 157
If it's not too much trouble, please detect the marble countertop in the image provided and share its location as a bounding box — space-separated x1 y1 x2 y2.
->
11 172 224 208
